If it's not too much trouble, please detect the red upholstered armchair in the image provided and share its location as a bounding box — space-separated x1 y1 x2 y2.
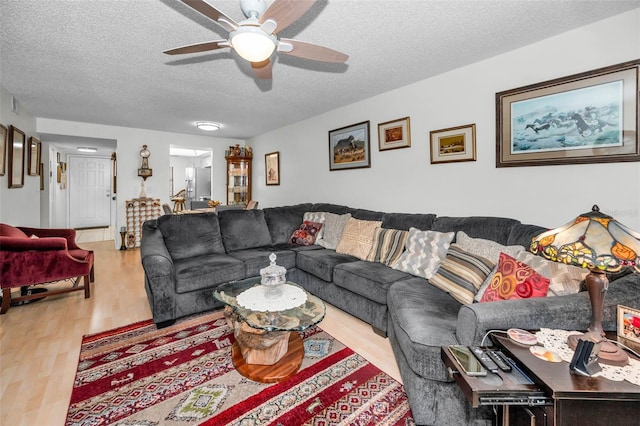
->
0 223 94 314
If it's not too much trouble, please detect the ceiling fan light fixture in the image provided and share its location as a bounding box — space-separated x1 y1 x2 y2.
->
230 26 276 62
196 122 221 131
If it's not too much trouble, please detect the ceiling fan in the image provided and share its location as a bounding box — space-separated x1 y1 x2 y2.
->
164 0 349 79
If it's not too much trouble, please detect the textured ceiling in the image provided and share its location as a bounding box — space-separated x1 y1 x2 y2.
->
1 0 638 140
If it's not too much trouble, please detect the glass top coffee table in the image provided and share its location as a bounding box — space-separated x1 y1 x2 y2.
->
214 277 325 383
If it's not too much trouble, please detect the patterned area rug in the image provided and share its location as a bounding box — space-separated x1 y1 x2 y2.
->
66 311 414 425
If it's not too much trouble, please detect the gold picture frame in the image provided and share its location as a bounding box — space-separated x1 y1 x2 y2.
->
28 136 41 176
617 304 640 344
8 125 25 188
0 124 7 176
265 151 280 185
430 123 477 164
378 116 411 151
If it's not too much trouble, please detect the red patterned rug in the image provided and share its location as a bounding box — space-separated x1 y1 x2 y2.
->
66 311 414 425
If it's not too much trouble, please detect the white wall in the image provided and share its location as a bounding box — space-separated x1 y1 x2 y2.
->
35 118 242 246
0 86 41 226
250 9 640 231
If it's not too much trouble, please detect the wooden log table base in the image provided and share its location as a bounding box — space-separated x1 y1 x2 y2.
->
231 331 304 383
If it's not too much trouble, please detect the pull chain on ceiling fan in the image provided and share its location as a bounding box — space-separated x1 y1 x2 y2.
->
164 0 349 79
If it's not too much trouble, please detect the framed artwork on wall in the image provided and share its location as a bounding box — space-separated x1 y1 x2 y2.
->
0 124 7 176
496 59 640 167
265 151 280 185
429 123 477 164
8 125 25 188
378 116 411 151
28 136 41 176
328 121 371 171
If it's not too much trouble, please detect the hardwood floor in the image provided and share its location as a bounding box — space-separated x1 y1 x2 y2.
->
0 240 401 425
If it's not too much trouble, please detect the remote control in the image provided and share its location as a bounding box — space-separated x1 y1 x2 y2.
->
487 350 512 372
470 347 499 372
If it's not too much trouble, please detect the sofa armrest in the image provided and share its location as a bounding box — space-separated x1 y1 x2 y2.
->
0 236 68 251
18 226 81 249
456 273 640 346
141 222 174 279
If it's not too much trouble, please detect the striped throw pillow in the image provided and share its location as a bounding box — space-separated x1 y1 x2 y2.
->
366 228 408 266
429 244 496 304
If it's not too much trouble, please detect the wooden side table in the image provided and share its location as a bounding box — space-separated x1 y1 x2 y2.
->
493 333 640 425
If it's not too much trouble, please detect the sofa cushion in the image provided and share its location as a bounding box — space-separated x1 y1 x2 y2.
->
392 228 454 280
263 204 312 245
508 223 548 247
174 254 245 293
335 217 382 260
479 253 550 302
227 248 296 277
218 209 272 251
290 221 323 246
429 244 495 305
316 212 352 250
365 227 408 266
456 231 525 264
381 212 436 231
432 216 521 245
515 251 588 296
333 261 412 305
388 277 462 381
296 249 358 282
352 208 385 221
157 213 225 260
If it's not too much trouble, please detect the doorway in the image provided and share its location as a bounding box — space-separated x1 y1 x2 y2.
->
68 155 112 229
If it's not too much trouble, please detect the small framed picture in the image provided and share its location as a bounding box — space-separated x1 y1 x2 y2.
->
8 125 26 188
328 121 371 171
0 124 7 176
378 116 411 151
617 305 640 344
430 123 477 164
28 137 41 176
265 151 280 185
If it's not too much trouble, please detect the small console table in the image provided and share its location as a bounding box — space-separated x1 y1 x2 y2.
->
442 333 640 425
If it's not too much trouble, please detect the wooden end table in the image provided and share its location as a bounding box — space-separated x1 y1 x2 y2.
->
214 278 325 383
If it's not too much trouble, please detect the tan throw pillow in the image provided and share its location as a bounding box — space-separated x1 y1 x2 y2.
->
516 251 589 296
335 217 382 260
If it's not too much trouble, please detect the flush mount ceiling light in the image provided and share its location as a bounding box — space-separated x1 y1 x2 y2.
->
196 122 221 131
77 147 98 153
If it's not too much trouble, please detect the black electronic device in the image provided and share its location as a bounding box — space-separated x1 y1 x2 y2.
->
487 350 512 372
569 339 602 377
448 345 488 376
470 346 500 372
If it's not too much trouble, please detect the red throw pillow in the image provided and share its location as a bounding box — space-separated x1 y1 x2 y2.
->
479 252 550 302
290 221 324 246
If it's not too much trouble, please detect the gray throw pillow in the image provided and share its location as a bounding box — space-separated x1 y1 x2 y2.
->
316 212 351 250
392 227 454 280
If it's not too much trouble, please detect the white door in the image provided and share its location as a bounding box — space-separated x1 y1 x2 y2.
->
69 156 112 228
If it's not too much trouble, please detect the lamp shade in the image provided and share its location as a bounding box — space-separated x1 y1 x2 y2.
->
230 27 276 63
530 205 640 273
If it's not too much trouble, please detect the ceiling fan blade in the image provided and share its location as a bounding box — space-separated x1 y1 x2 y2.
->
251 59 272 79
163 40 229 55
260 0 316 33
180 0 238 32
279 38 348 63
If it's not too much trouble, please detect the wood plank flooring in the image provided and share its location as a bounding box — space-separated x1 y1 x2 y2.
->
0 241 401 425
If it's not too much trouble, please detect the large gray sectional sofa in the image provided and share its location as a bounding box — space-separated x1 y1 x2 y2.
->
140 203 640 425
